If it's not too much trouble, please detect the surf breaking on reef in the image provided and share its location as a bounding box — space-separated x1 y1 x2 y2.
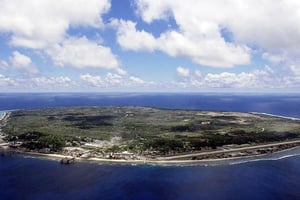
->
250 112 300 121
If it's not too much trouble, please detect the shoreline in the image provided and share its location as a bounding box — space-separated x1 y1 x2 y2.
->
0 111 10 149
1 109 300 165
250 112 300 121
2 141 300 166
1 146 300 166
2 108 300 121
0 111 8 122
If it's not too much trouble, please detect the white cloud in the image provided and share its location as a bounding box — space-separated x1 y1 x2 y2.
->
105 73 123 85
0 74 18 86
129 76 146 84
202 72 257 88
0 60 9 69
115 68 128 76
114 19 250 68
32 76 74 88
0 0 122 72
176 66 190 77
80 73 124 87
262 52 287 64
160 30 250 68
112 19 157 51
47 37 120 70
9 51 39 74
175 66 283 89
0 51 38 74
80 73 154 88
0 74 76 89
195 70 202 77
133 0 300 68
0 0 111 49
128 76 155 87
134 1 172 23
289 65 300 76
10 51 31 67
80 73 103 87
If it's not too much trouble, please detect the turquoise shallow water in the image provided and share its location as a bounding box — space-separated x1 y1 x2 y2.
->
1 93 300 199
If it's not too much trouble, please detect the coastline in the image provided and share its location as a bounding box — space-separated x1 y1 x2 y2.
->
2 146 300 166
250 111 300 121
0 111 10 150
1 109 300 165
0 111 8 122
2 140 300 166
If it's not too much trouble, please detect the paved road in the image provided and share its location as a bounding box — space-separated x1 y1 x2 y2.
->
157 139 300 160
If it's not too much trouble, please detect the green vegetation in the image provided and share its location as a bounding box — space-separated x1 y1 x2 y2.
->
3 106 300 154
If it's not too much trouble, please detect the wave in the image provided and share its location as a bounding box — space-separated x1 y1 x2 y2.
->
229 154 300 165
228 149 300 165
250 112 300 120
154 147 300 167
10 149 300 168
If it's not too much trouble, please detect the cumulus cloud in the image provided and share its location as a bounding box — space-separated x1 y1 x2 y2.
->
195 70 202 77
112 19 157 51
202 72 258 88
289 65 300 76
0 0 110 49
175 65 289 89
114 19 250 68
105 73 123 85
80 73 103 87
132 0 300 68
0 51 38 74
176 66 190 77
9 51 39 74
262 52 287 64
0 74 18 86
47 37 120 70
129 76 146 84
10 51 31 67
115 68 128 76
0 60 9 70
32 76 75 88
0 74 76 90
0 0 124 72
80 73 154 88
80 73 124 87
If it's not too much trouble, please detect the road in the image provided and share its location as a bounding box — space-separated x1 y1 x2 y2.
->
156 139 300 160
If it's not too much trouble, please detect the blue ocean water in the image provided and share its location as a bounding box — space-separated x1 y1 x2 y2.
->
1 93 300 117
1 93 300 200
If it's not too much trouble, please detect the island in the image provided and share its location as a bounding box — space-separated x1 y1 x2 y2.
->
1 106 300 164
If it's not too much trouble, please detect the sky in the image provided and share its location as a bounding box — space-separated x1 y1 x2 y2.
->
0 0 300 93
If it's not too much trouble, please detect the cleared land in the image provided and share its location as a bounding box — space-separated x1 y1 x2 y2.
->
1 106 300 161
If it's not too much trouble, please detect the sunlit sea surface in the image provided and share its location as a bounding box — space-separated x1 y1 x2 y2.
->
1 93 300 200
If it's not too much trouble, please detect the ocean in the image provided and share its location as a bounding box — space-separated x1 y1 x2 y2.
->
1 93 300 200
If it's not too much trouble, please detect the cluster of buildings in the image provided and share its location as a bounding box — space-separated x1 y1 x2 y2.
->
62 146 142 160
